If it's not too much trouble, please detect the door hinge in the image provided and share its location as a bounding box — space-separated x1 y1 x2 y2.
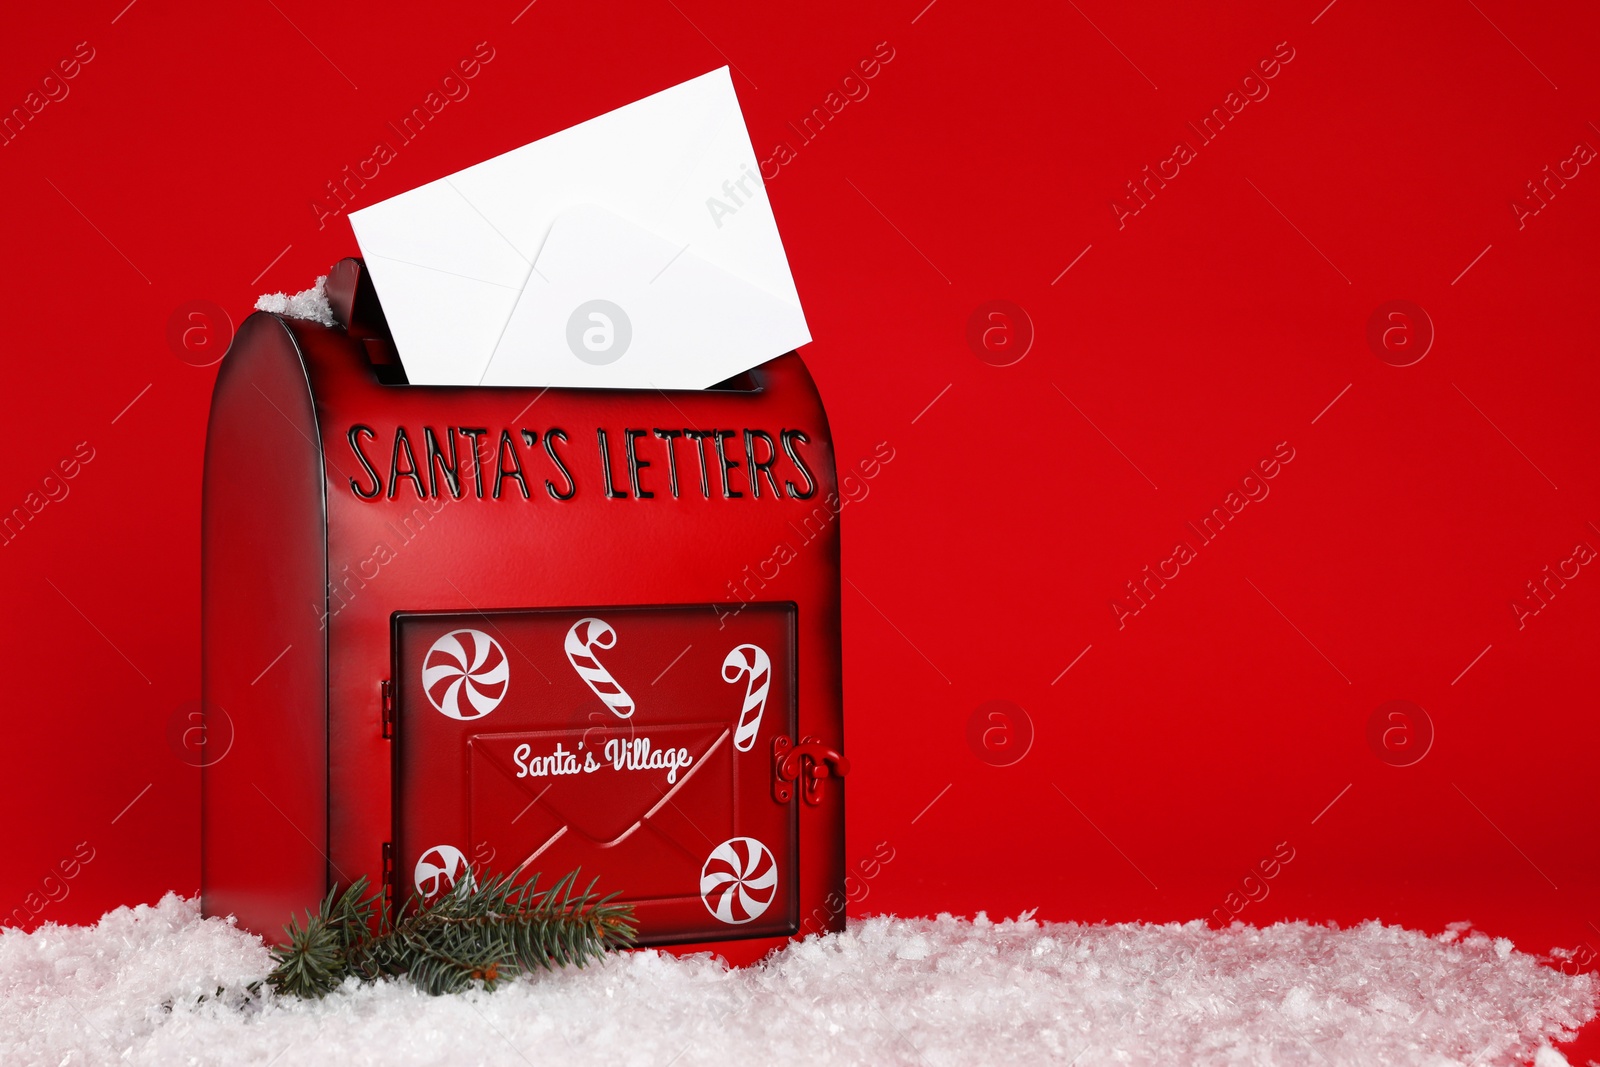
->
381 679 393 739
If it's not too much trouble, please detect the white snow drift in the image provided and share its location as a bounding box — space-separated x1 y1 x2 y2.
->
255 276 334 326
0 895 1593 1066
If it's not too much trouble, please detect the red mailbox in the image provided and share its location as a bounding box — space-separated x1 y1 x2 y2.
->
201 259 846 962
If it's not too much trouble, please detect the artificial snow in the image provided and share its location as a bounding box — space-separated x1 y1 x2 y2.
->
255 275 334 326
0 896 1593 1066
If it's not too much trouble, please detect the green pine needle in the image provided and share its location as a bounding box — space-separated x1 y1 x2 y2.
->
265 868 636 999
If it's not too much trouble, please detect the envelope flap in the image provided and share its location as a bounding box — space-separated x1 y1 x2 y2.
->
467 724 732 846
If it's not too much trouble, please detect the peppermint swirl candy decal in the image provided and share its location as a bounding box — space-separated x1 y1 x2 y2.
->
423 628 509 720
414 844 472 901
700 837 778 925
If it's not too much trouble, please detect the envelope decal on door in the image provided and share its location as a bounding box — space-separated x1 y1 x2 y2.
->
392 604 800 945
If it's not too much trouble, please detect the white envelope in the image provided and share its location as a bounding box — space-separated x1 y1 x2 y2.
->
347 67 810 389
481 203 809 388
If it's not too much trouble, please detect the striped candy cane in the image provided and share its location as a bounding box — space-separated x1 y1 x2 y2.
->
565 617 634 719
722 644 771 752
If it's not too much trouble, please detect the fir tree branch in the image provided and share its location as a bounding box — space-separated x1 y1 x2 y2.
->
264 868 635 999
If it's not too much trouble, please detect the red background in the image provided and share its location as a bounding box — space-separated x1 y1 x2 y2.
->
4 0 1598 1050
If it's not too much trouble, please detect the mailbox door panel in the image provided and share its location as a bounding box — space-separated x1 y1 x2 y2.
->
393 604 798 944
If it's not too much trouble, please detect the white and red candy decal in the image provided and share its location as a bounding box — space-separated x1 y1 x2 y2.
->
722 643 771 752
414 844 472 900
565 617 635 719
422 628 508 720
700 836 778 924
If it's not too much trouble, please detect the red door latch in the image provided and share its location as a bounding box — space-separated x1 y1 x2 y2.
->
773 735 850 806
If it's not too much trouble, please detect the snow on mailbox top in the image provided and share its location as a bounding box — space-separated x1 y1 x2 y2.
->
348 68 810 391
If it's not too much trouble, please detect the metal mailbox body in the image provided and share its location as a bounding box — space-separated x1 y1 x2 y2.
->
201 259 845 962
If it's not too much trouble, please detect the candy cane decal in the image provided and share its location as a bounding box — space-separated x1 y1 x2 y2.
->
565 617 634 719
722 643 771 752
